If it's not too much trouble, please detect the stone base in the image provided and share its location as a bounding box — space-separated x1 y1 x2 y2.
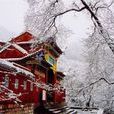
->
0 103 34 114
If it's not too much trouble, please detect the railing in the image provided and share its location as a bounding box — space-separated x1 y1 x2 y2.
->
0 85 22 103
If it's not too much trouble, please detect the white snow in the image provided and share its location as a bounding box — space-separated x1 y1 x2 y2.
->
11 43 28 54
0 43 10 53
0 42 28 54
97 109 104 114
0 59 35 79
0 85 22 102
16 39 40 45
67 109 103 114
2 49 44 61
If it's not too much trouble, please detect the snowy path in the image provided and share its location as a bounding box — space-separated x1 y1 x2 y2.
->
74 109 103 114
74 109 96 114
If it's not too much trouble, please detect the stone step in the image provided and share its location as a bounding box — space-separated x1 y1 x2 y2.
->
53 108 69 113
65 109 75 114
51 107 75 114
49 106 68 111
44 103 77 114
70 110 77 114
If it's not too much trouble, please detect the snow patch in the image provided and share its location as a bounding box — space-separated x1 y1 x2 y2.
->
12 43 28 54
97 109 104 114
0 59 34 80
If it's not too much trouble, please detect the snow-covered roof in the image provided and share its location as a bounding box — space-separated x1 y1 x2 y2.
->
10 31 33 43
16 39 41 45
0 31 61 61
2 49 44 61
0 59 35 80
12 43 28 54
0 42 5 46
0 42 28 55
0 43 10 53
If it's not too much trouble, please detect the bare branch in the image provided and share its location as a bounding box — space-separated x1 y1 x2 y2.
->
77 77 114 96
43 6 86 36
54 7 86 17
95 0 114 15
93 0 100 8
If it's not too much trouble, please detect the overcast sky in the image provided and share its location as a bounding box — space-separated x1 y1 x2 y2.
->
0 0 28 41
0 0 92 40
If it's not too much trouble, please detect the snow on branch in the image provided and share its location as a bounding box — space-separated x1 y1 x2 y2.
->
0 59 35 80
26 0 114 54
77 77 114 96
0 85 22 104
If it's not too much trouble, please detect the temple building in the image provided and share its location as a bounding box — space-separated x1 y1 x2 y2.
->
0 32 67 114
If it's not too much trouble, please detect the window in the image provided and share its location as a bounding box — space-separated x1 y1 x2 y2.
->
36 50 44 61
0 87 2 92
42 90 46 101
45 54 56 66
15 79 19 89
49 56 54 65
30 82 33 91
48 56 56 66
4 75 9 87
23 81 27 90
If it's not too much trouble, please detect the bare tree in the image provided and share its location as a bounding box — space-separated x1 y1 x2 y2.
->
25 0 114 111
26 0 114 53
83 27 114 110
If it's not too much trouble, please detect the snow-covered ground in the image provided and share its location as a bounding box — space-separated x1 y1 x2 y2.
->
73 109 103 114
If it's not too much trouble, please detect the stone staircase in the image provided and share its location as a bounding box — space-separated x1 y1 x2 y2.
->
45 103 77 114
